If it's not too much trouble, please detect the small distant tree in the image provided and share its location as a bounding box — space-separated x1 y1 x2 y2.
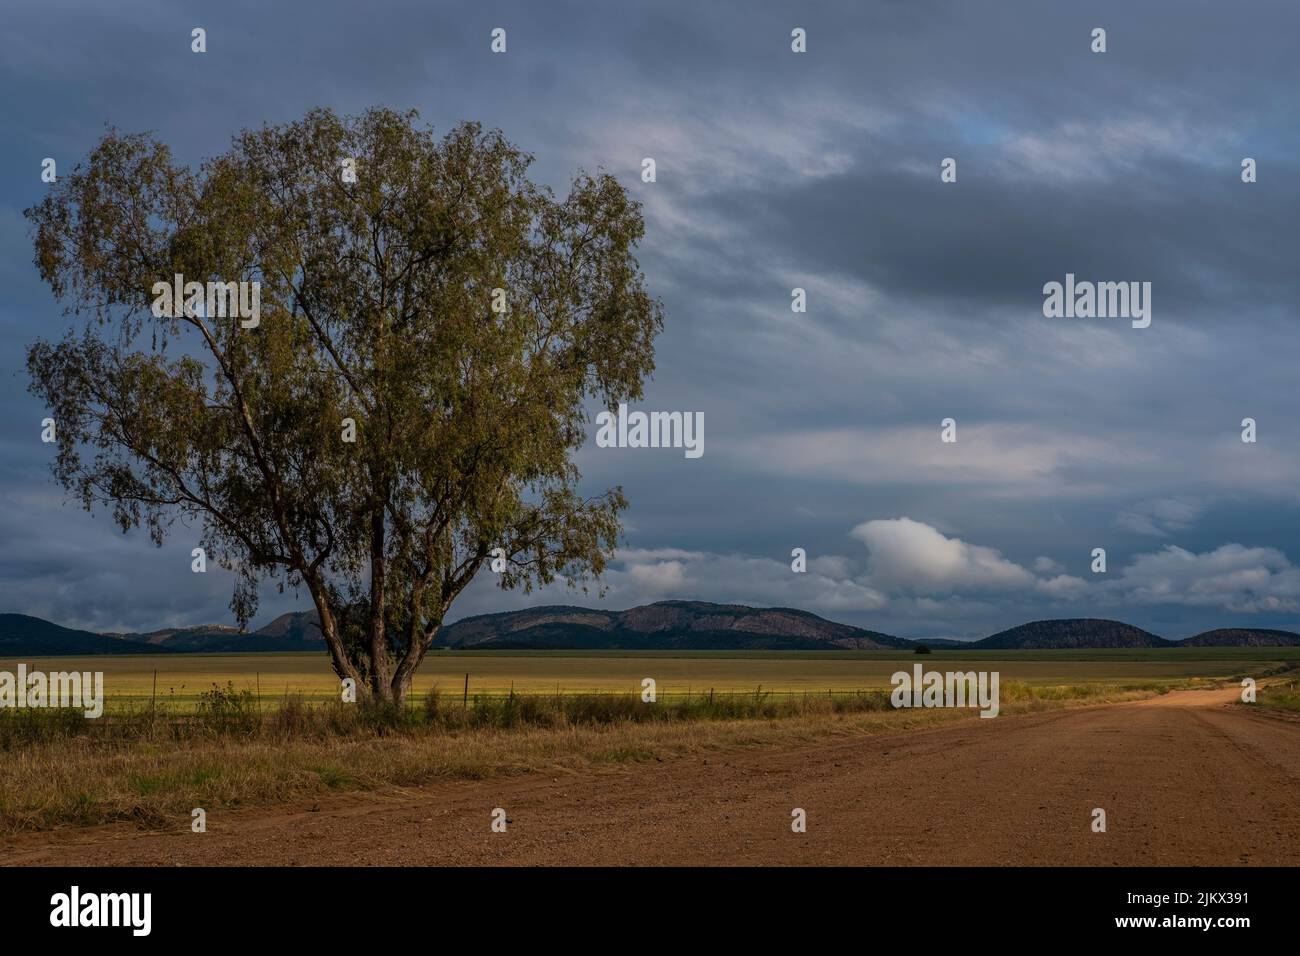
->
914 644 932 655
25 107 662 703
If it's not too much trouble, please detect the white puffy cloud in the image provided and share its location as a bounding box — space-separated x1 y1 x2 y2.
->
851 517 1037 592
1116 543 1300 612
625 560 686 594
1036 574 1089 599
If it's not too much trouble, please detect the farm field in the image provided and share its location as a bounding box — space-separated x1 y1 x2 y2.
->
4 647 1293 710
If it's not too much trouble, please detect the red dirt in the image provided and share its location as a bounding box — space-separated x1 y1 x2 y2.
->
4 687 1298 866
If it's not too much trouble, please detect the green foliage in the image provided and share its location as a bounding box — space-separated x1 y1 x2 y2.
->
25 108 663 702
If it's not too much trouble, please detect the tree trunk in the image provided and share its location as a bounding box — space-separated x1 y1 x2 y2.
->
390 615 442 705
303 575 362 692
392 671 413 706
368 508 392 701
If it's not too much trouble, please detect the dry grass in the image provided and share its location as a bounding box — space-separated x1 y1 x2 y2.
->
1256 679 1300 713
0 681 1170 835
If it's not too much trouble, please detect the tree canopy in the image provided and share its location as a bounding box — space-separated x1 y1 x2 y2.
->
26 107 663 702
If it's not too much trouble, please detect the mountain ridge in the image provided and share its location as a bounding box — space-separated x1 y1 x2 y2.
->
1 604 1297 654
0 613 175 656
1180 627 1300 647
437 600 910 650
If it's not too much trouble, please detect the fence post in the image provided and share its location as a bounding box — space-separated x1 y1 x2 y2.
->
463 673 469 709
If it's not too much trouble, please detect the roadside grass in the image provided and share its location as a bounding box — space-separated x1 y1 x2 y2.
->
0 680 1173 835
1231 661 1300 713
1254 680 1300 713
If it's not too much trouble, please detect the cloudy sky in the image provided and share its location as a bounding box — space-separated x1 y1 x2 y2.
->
3 0 1299 640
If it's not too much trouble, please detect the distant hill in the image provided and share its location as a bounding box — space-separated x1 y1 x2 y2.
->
437 600 909 650
251 612 323 642
972 618 1172 650
4 605 1296 654
1181 628 1300 647
110 612 323 651
0 614 173 656
106 624 241 647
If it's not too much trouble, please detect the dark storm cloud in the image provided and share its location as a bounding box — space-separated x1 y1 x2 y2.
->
705 154 1300 320
2 0 1299 637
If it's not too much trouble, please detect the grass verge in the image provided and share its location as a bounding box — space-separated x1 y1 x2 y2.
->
1254 680 1300 713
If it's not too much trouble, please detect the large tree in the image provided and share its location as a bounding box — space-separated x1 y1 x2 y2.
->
26 107 662 703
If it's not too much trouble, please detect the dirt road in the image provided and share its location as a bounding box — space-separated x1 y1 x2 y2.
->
5 688 1299 866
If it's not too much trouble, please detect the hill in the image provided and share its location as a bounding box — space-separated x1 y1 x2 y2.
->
111 612 323 651
1181 628 1300 647
437 600 909 650
252 611 323 642
972 618 1171 650
5 606 1296 654
0 614 173 656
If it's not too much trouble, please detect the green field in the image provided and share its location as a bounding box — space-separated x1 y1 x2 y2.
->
4 647 1294 710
